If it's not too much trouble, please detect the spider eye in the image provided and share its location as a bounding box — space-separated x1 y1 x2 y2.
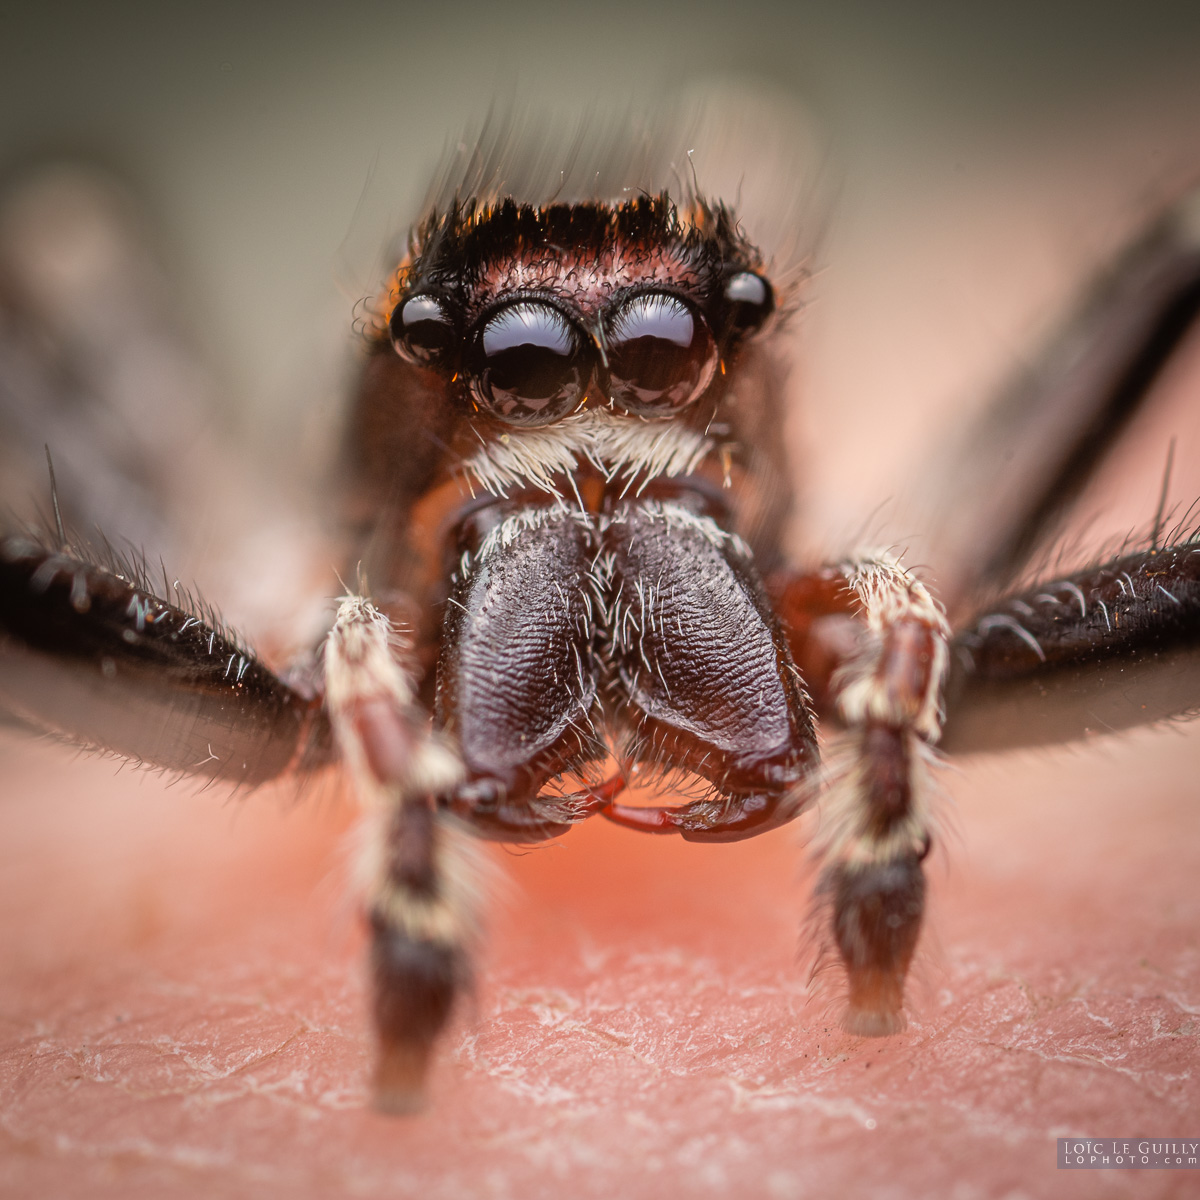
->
468 301 592 426
722 271 774 333
604 292 717 416
390 293 458 366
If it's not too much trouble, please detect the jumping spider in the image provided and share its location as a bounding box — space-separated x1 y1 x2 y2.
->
2 125 1199 1115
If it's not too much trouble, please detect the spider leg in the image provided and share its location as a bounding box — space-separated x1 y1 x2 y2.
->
774 553 950 1035
0 534 329 783
324 594 475 1114
941 536 1200 753
922 185 1200 612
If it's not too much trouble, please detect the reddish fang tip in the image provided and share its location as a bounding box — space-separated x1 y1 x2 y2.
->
600 801 681 833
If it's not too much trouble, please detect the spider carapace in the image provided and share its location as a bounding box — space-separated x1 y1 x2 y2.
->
4 144 1200 1115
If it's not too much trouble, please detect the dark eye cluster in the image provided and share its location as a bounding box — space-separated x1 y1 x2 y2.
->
388 271 774 427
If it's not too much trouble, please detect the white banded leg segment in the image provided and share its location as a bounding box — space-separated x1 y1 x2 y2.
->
325 595 480 1113
325 595 462 803
820 554 950 1036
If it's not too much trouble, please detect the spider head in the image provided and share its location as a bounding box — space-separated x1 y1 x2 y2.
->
378 194 775 429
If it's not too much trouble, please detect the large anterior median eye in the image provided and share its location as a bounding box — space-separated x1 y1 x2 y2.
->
469 301 592 425
604 292 718 415
389 293 458 366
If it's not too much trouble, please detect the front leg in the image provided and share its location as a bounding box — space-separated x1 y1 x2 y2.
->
776 554 950 1035
324 594 477 1114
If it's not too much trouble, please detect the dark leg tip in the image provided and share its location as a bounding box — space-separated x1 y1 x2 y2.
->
368 918 466 1117
840 1007 908 1038
825 851 926 1037
841 966 909 1037
372 1037 434 1115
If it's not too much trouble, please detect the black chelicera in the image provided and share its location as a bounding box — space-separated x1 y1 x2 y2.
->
3 159 1200 1116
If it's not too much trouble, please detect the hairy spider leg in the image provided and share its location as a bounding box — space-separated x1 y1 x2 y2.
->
942 540 1200 752
324 595 479 1114
773 553 949 1035
0 536 330 783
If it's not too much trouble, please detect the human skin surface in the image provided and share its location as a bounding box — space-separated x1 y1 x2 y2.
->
1 714 1199 1199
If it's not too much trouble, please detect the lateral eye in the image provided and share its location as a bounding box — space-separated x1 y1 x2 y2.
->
469 301 592 426
722 271 774 333
604 292 718 415
390 293 458 366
